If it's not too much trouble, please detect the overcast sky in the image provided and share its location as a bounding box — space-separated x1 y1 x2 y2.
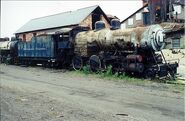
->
1 1 142 38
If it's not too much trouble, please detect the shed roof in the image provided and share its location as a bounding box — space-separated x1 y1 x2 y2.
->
160 22 185 32
16 5 99 34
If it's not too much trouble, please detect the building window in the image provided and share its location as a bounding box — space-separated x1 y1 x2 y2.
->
173 5 181 14
121 23 126 29
172 38 180 48
23 34 26 41
128 18 133 25
136 13 142 20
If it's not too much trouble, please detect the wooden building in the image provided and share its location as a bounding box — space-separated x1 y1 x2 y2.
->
121 0 185 49
161 22 185 49
15 5 110 41
121 0 185 28
121 4 148 29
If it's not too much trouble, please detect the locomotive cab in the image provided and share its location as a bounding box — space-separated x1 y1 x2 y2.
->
52 28 74 66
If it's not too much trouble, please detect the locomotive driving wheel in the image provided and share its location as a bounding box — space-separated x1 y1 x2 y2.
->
89 55 101 72
72 55 83 71
144 68 156 80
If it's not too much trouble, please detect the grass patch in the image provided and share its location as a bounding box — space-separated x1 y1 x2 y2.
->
166 83 184 92
71 65 151 85
71 67 185 93
69 65 185 93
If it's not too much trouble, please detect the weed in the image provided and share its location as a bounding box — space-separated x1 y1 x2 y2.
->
71 65 184 92
166 83 184 92
82 65 91 75
104 65 113 77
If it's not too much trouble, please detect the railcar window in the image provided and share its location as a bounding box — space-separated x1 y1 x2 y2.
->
58 33 69 41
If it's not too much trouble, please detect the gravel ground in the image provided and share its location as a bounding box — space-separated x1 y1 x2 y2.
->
0 64 184 121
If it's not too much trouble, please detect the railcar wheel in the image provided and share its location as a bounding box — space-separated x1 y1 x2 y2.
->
72 55 83 71
89 55 101 72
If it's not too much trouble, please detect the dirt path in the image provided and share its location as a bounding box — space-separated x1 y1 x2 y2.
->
0 64 184 121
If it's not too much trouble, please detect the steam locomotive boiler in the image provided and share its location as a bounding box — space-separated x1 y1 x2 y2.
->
72 19 178 79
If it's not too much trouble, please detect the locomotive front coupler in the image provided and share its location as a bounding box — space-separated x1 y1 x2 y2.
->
159 50 179 80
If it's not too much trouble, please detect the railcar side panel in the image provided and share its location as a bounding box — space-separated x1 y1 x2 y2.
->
18 35 55 58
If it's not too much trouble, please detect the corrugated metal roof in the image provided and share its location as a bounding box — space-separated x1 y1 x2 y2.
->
16 5 99 34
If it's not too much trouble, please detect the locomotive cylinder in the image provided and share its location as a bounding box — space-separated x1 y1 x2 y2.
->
126 55 143 62
75 24 165 56
127 63 144 73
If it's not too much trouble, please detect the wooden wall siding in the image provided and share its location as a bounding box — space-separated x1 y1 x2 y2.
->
165 35 185 49
121 8 144 29
133 20 144 28
123 17 144 29
181 35 185 48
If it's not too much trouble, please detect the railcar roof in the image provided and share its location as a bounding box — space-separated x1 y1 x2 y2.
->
15 5 99 34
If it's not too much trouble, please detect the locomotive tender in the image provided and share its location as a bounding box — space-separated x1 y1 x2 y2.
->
0 19 178 79
0 27 88 66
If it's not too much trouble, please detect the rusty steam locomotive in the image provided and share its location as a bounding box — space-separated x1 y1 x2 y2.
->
0 19 178 79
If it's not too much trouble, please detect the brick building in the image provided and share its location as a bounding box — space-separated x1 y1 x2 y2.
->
15 5 110 41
